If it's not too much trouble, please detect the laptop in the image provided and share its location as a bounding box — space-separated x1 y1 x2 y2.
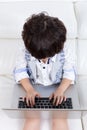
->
2 82 83 119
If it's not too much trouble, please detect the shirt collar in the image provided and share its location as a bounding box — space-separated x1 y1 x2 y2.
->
50 54 57 62
30 54 57 62
30 55 37 61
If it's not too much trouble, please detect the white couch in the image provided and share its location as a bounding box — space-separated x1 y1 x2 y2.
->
0 1 87 130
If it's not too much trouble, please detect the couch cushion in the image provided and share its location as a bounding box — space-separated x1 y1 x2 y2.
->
0 1 77 38
0 0 80 2
0 75 15 88
82 114 87 130
75 2 87 39
0 39 23 75
77 40 87 75
77 75 87 130
77 75 87 108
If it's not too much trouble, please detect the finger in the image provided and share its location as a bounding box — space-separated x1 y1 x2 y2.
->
31 96 35 107
26 97 30 106
28 99 31 106
24 97 26 103
29 96 32 106
64 96 66 102
32 96 35 106
36 93 41 98
53 96 57 105
59 96 64 104
49 93 54 100
55 96 60 106
22 96 25 102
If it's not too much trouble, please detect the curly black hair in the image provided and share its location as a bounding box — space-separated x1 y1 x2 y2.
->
22 12 67 59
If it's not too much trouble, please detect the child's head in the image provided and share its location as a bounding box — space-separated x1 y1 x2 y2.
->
22 12 67 59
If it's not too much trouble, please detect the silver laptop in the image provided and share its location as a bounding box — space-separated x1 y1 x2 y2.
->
2 83 84 119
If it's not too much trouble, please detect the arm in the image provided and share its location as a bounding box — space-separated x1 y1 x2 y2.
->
49 78 72 105
20 78 41 106
57 78 72 93
14 43 29 83
14 44 40 106
20 78 34 93
49 43 76 105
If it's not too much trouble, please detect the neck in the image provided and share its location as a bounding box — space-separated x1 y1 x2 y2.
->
41 58 48 63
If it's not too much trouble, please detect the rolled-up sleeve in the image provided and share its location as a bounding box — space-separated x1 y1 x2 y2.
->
13 43 29 83
62 43 76 84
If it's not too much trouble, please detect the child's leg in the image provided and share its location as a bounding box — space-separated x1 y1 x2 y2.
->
52 118 69 130
23 118 41 130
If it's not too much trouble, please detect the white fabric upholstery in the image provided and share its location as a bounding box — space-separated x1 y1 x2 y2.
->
0 39 23 74
82 114 87 130
0 1 77 38
0 0 84 2
0 75 15 88
77 75 87 130
75 2 87 39
77 40 87 75
77 76 87 108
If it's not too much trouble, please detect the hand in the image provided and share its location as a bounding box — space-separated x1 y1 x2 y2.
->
25 87 41 107
49 87 66 106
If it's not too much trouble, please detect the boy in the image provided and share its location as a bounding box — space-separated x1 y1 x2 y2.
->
14 13 75 130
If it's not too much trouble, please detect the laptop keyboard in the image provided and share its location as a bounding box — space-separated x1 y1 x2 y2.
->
18 97 73 109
